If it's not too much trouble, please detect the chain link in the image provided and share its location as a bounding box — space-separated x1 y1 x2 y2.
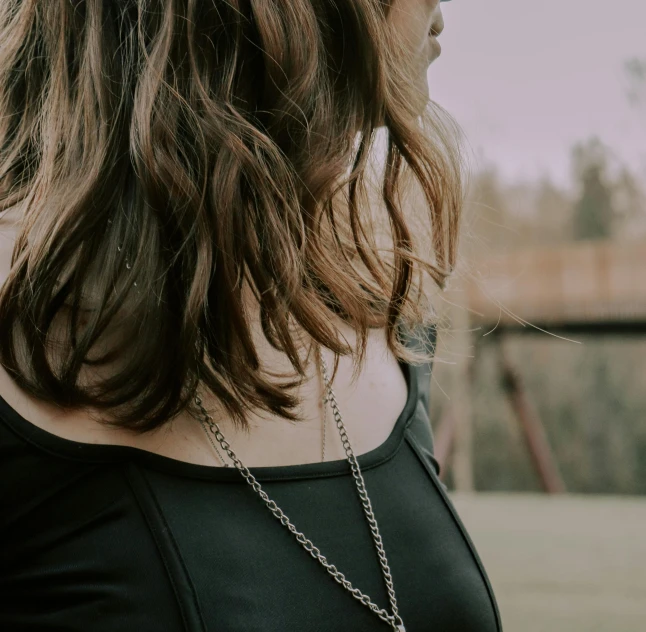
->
194 346 406 631
198 360 328 467
199 416 231 467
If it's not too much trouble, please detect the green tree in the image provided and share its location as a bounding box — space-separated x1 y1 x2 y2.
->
613 166 646 238
532 176 574 246
625 57 646 108
571 137 615 241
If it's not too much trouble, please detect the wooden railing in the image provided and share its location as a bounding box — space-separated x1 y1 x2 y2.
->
465 239 646 332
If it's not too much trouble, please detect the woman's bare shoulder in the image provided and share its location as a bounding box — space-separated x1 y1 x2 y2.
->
0 329 409 467
0 213 408 466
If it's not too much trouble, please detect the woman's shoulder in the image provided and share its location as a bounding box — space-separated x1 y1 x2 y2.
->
0 326 410 469
0 202 420 470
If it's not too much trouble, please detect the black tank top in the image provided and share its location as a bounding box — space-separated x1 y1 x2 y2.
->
0 326 502 631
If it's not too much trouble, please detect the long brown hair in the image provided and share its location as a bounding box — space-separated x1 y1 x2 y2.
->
0 0 465 432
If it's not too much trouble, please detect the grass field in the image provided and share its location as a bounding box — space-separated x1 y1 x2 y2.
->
447 492 646 632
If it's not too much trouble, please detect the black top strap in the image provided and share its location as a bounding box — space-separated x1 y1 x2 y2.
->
397 321 437 415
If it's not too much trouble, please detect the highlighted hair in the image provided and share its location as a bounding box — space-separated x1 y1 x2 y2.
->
0 0 464 431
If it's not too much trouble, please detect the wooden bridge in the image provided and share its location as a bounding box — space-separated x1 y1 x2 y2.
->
433 238 646 494
465 239 646 334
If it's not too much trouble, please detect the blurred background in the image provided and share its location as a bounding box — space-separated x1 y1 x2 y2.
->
423 1 646 630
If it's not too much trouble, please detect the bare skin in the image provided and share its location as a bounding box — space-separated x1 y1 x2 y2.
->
0 0 446 468
0 216 409 467
389 0 446 108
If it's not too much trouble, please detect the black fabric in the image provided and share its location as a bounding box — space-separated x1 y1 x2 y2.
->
0 326 502 631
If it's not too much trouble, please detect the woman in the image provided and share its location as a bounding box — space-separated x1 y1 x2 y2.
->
0 1 502 630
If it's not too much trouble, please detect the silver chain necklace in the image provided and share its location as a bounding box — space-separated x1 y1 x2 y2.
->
199 360 329 467
194 346 407 631
115 238 404 628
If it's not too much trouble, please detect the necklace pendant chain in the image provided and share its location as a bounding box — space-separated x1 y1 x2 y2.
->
195 346 406 631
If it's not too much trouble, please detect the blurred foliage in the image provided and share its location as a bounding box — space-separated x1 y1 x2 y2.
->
625 57 646 107
571 138 614 240
429 137 646 496
453 336 646 496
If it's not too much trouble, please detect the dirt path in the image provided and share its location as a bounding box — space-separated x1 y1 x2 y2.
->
448 492 646 632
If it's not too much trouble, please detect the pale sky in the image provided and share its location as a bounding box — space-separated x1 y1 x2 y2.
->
428 0 646 188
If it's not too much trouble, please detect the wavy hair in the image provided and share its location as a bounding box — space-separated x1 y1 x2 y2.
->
0 0 465 432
